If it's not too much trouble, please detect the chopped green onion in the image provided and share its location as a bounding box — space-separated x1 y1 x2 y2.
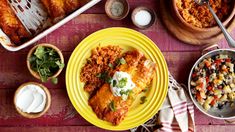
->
96 73 101 78
117 77 127 88
142 88 148 93
140 96 147 104
116 57 126 66
120 89 132 96
108 63 114 69
120 58 126 64
109 101 116 112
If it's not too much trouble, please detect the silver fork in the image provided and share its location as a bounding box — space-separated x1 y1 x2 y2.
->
7 0 48 35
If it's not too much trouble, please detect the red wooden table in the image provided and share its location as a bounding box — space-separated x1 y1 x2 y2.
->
1 0 235 132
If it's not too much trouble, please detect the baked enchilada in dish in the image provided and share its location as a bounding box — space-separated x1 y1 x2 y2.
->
0 0 82 45
80 46 157 125
0 0 31 45
40 0 81 22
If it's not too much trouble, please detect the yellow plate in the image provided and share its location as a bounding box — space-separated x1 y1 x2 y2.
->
66 27 168 130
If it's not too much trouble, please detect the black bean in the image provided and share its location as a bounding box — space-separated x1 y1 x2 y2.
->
217 104 224 110
225 101 228 105
192 76 199 82
212 56 216 60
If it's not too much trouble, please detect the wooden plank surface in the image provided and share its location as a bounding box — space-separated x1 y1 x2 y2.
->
1 0 235 131
0 126 113 132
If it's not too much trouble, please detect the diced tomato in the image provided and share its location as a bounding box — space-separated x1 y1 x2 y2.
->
196 92 202 101
210 99 216 106
206 77 209 83
210 96 218 106
215 59 222 66
225 58 231 62
207 86 213 91
196 82 205 91
192 73 197 78
199 83 203 87
196 86 202 91
223 68 228 73
197 83 204 91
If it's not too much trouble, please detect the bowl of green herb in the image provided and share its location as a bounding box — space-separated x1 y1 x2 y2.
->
27 44 65 84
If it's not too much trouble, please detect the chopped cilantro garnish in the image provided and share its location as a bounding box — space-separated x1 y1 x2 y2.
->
51 77 58 84
96 71 112 84
55 60 65 69
109 101 116 112
106 77 112 83
34 46 45 59
140 96 147 104
96 73 101 78
96 72 107 79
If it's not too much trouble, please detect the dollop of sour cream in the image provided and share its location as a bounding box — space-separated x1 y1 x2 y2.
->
16 84 46 113
110 71 136 100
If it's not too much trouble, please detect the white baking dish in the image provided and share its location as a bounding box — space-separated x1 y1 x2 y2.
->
0 0 101 52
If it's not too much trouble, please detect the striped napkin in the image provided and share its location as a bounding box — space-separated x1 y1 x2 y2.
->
131 73 195 132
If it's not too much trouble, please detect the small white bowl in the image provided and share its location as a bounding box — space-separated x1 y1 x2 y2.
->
131 7 156 29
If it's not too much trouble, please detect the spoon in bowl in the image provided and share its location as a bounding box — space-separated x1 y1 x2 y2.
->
194 0 235 48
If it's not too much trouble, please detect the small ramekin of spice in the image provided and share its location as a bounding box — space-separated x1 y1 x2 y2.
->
132 7 156 29
27 43 65 84
14 82 51 118
105 0 130 20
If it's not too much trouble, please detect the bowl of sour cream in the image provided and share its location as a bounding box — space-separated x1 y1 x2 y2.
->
14 82 51 118
131 6 156 29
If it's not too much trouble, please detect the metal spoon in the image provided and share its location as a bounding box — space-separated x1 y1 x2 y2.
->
195 0 235 48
